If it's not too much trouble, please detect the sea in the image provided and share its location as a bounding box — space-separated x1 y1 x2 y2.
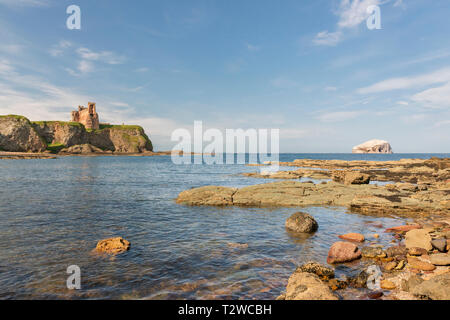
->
0 153 448 299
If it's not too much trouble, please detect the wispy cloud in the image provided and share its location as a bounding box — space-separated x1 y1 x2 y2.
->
317 110 364 122
49 40 72 57
0 59 185 149
0 0 49 7
76 48 126 65
411 82 450 109
313 31 343 46
246 43 260 52
357 67 450 94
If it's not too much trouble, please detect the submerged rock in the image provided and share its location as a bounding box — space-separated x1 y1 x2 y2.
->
284 271 338 300
285 212 318 234
95 237 130 255
352 139 393 154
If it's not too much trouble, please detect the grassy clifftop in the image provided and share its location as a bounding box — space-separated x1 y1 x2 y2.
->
0 115 153 153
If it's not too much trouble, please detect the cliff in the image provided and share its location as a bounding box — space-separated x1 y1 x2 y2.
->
0 115 47 152
352 139 393 154
0 115 153 154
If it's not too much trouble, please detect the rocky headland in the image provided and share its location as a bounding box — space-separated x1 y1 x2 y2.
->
0 114 153 156
176 157 450 300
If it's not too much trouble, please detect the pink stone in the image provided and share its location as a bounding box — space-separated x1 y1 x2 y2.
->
384 225 422 233
338 233 365 243
327 241 362 264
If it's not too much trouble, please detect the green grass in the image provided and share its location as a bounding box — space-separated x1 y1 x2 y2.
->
99 124 144 130
32 121 84 128
46 143 66 153
0 115 31 123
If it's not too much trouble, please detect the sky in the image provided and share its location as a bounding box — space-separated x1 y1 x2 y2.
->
0 0 449 152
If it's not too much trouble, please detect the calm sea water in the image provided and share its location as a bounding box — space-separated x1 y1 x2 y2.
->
0 153 448 300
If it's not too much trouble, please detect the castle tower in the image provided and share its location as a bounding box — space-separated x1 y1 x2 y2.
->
71 102 100 130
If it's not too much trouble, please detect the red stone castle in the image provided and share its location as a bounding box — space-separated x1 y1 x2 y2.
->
71 102 100 130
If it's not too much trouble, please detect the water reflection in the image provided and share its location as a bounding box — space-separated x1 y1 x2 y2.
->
0 155 426 299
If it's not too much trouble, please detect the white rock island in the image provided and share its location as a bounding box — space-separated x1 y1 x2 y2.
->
352 139 393 154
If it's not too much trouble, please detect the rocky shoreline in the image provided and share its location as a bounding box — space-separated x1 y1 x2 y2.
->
176 157 450 300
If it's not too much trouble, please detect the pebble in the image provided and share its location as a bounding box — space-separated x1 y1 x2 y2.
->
430 253 450 266
384 261 397 271
395 260 405 270
385 225 421 233
338 233 365 243
408 247 428 256
407 257 436 271
367 291 383 299
380 279 396 290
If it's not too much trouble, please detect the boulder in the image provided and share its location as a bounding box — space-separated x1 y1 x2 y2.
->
405 229 432 251
95 237 130 255
431 239 447 253
285 212 318 234
338 233 365 242
410 273 450 300
327 241 362 264
60 144 104 154
284 271 338 300
352 139 393 154
332 171 370 185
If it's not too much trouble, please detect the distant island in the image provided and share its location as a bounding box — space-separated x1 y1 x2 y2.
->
0 102 153 155
352 139 393 154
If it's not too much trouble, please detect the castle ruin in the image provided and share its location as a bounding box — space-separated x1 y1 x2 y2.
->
71 102 100 130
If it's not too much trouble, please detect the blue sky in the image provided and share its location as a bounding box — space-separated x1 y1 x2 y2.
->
0 0 449 152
